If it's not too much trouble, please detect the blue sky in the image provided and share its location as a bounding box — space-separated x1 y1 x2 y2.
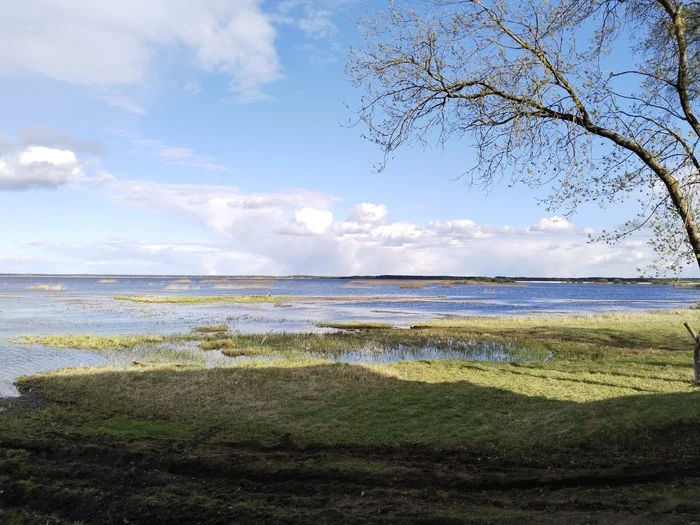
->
0 0 669 276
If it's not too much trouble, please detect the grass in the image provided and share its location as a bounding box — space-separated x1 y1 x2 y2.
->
7 310 700 524
115 295 294 304
17 333 171 350
4 353 699 455
26 284 64 291
6 309 700 458
200 339 238 351
192 324 229 334
318 321 395 330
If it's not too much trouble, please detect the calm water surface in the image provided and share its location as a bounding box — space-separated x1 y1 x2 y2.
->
1 276 696 397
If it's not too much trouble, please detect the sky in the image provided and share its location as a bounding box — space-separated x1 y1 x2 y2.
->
0 0 676 277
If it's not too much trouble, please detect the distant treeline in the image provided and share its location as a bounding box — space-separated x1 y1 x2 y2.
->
338 275 700 284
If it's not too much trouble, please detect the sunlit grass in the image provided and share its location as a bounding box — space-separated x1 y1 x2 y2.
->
115 295 293 304
8 310 700 459
192 324 229 334
17 333 171 350
25 283 64 291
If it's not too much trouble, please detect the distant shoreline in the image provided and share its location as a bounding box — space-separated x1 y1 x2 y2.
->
0 273 698 283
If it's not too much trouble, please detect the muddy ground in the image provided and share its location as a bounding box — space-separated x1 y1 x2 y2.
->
2 432 700 525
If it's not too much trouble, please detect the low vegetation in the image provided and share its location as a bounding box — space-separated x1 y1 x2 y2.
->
17 333 170 350
5 310 700 523
25 283 64 291
191 324 229 334
115 294 294 304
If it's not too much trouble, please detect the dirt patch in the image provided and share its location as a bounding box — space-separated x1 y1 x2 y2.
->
1 435 700 524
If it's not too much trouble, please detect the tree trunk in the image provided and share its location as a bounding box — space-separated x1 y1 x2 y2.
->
683 322 700 383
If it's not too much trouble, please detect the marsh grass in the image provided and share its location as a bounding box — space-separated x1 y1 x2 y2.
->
17 333 172 350
165 284 198 291
199 339 237 351
192 324 229 334
318 321 395 330
25 283 64 291
97 279 117 284
116 295 293 304
10 311 700 458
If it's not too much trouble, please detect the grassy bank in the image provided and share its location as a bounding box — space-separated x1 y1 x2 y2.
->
4 310 700 523
5 310 700 454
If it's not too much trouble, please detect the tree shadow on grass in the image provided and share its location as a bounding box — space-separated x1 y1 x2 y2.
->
7 362 700 460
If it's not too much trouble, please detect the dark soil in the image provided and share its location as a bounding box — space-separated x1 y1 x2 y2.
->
2 433 700 524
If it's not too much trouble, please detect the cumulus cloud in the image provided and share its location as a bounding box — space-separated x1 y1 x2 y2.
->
294 208 334 234
0 129 106 191
108 179 336 238
350 203 388 224
528 216 576 233
0 0 281 103
0 174 638 275
0 146 84 190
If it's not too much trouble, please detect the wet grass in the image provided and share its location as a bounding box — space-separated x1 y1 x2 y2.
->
192 324 229 334
115 295 294 304
5 310 700 458
17 334 172 350
25 284 64 291
199 339 237 351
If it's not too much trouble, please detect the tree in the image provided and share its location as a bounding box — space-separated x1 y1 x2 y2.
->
348 0 700 274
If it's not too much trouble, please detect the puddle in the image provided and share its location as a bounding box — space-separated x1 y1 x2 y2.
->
309 339 549 364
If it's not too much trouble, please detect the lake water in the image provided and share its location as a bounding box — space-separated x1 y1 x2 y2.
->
1 275 697 397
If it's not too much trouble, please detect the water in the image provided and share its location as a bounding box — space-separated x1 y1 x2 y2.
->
1 275 697 397
314 339 548 364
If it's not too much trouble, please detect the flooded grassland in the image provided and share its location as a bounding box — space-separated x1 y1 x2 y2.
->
2 277 700 523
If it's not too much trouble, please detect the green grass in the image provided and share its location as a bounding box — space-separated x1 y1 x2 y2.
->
17 333 171 350
5 355 699 456
84 416 195 439
192 324 229 334
199 339 237 351
6 310 700 460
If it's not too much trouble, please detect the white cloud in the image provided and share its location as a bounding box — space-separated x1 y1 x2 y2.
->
108 179 336 238
19 146 77 166
350 203 388 224
0 129 106 191
528 216 576 233
294 208 334 234
590 251 650 266
1 175 638 276
276 1 338 39
0 146 84 190
0 0 281 103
